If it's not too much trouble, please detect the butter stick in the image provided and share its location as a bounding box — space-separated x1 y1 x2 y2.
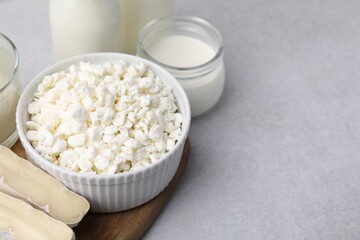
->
0 191 74 240
0 145 90 226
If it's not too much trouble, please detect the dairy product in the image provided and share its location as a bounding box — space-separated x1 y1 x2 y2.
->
49 0 120 61
138 16 225 117
118 0 174 54
0 45 20 147
118 0 140 55
0 191 74 240
26 61 183 174
0 145 90 226
146 35 225 116
178 61 225 117
147 35 216 68
0 48 12 89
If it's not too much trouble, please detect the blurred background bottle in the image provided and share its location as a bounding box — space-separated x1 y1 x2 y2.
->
118 0 174 54
49 0 120 61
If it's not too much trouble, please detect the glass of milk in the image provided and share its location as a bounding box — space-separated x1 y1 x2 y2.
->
0 33 20 147
138 16 225 117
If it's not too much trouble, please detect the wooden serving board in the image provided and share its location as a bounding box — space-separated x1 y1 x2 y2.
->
11 139 190 240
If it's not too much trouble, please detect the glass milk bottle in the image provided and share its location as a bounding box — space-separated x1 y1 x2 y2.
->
118 0 174 54
49 0 120 61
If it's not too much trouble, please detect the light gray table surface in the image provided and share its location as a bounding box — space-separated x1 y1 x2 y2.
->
2 0 360 239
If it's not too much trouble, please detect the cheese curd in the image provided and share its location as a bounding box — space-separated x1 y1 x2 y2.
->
26 61 183 174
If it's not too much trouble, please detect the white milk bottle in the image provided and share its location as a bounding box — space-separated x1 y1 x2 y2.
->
49 0 120 61
118 0 174 54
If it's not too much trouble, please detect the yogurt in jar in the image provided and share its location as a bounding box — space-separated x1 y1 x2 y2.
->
146 35 225 117
138 16 225 117
146 35 216 68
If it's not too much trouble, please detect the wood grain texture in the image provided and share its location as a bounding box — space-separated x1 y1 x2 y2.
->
11 139 190 240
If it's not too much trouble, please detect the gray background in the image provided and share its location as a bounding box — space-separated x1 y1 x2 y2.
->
1 0 360 239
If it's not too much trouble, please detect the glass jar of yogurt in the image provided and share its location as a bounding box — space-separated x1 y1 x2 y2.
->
138 16 225 117
0 33 20 147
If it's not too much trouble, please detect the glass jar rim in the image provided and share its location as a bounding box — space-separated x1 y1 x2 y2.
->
138 15 223 78
0 33 19 92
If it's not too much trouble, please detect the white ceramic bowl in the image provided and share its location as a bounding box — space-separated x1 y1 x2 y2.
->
16 53 191 212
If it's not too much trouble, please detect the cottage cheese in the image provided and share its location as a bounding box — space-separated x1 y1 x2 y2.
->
26 61 182 174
